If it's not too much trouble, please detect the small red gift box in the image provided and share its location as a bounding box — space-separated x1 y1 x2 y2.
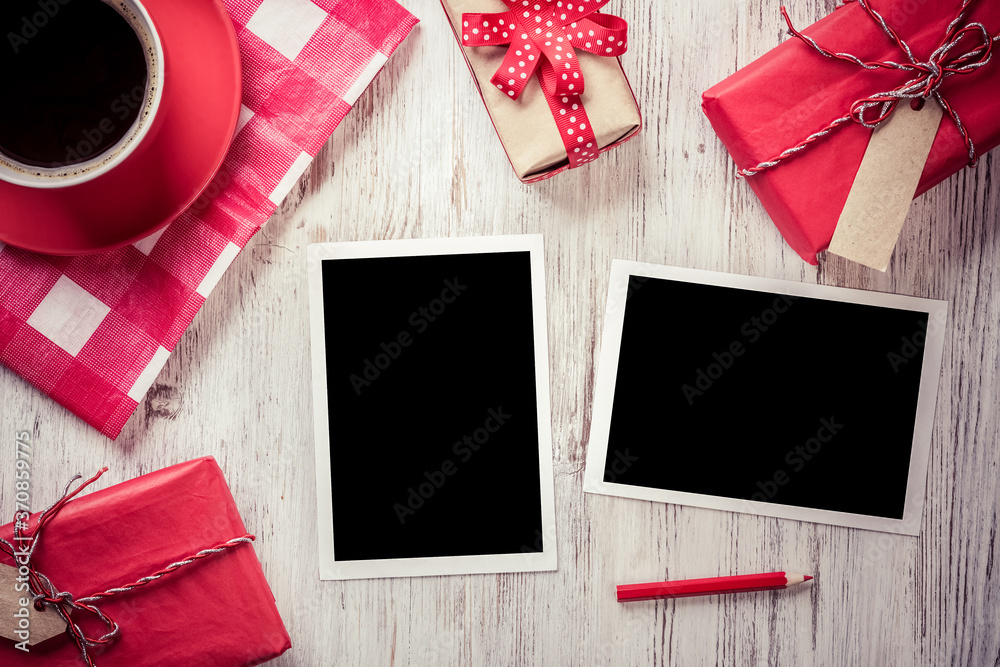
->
0 457 290 666
702 0 1000 264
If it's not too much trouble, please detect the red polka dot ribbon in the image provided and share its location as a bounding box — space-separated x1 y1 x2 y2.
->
461 0 629 169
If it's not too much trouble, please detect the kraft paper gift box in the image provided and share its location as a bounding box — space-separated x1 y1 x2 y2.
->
442 0 642 182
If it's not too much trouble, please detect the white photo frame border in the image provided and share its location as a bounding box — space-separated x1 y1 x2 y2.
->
308 235 558 579
583 260 947 536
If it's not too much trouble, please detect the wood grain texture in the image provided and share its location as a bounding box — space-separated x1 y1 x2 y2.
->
1 0 998 664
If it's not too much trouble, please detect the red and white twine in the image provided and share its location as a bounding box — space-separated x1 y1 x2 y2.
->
738 0 997 178
0 468 254 667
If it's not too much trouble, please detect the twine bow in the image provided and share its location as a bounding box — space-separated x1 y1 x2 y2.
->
739 0 997 177
0 468 254 667
461 0 629 169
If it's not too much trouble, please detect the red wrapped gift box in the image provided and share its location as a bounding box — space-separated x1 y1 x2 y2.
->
702 0 1000 264
0 457 290 666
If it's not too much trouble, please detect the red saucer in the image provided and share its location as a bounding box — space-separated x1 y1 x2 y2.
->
0 0 241 255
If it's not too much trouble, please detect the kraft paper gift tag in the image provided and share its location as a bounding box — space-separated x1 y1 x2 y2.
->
0 564 66 647
828 99 944 271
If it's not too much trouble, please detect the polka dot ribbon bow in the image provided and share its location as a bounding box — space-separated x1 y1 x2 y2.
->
461 0 628 168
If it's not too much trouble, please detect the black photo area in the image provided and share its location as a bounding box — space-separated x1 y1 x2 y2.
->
604 276 929 519
322 251 543 561
0 0 148 167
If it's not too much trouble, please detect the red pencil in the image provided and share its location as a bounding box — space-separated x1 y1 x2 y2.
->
617 572 814 602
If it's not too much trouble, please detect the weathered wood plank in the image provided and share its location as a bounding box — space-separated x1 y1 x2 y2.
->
1 0 997 664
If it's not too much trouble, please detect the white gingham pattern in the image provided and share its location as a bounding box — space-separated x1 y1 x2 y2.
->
0 0 418 438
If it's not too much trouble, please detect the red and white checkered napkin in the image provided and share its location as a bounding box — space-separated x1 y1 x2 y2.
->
0 0 418 439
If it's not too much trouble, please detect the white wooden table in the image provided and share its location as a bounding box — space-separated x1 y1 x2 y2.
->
2 0 999 664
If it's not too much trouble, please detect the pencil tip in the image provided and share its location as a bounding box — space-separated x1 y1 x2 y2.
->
803 575 813 581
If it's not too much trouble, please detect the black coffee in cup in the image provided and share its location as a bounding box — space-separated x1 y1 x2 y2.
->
0 0 150 169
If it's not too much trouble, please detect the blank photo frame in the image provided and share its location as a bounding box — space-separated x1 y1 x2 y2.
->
308 235 556 579
584 261 947 535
